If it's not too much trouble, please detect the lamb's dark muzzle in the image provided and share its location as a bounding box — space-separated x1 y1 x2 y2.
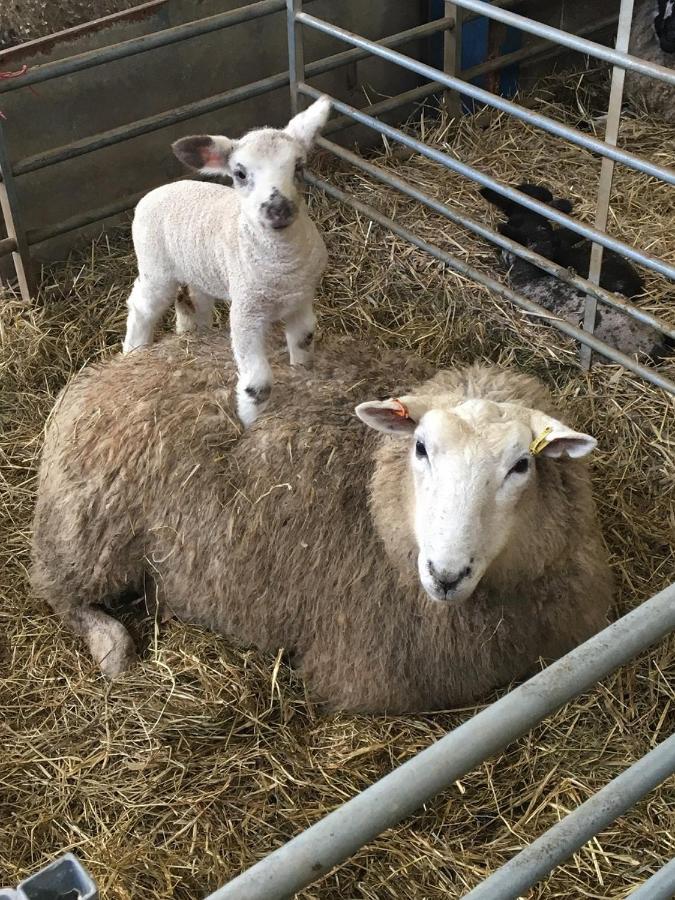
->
262 190 297 229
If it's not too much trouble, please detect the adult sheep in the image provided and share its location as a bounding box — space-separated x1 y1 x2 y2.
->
31 335 613 713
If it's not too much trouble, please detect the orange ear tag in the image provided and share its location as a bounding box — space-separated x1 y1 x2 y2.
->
391 398 410 419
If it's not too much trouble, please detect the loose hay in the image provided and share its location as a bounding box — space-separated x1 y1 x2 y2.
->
1 79 674 899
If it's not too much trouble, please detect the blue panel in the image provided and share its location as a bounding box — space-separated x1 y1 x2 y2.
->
427 1 521 112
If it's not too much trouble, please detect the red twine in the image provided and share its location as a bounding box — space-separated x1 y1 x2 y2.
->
0 65 29 119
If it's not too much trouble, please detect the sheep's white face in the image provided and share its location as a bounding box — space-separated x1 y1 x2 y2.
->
171 97 331 231
356 396 596 604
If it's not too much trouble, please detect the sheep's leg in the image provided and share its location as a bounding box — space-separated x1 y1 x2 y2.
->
67 605 138 678
123 275 178 353
285 301 316 367
176 286 216 335
230 303 272 427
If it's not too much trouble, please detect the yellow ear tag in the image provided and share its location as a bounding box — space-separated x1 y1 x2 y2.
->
530 425 553 456
391 398 410 419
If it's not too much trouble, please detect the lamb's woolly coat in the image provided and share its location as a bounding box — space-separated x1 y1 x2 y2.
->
32 335 613 712
626 0 674 117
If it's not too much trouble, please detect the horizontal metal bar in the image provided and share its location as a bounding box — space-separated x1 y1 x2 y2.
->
0 0 286 94
449 0 675 85
463 732 675 899
0 236 17 257
306 16 454 79
317 138 675 339
10 18 452 176
26 190 145 244
462 13 619 81
296 14 675 189
323 17 622 138
301 84 675 282
628 858 675 899
323 82 443 136
308 174 675 392
13 72 290 175
207 580 675 899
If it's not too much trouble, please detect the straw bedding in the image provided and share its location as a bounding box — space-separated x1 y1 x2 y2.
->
1 75 674 898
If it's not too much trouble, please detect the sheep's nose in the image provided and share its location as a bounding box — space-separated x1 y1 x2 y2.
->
262 192 297 229
428 561 473 596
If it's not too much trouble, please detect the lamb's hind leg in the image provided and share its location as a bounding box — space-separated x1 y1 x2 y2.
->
67 606 138 678
176 286 216 335
285 300 316 367
123 274 178 353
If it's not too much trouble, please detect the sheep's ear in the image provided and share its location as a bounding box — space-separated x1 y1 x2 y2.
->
529 412 597 459
285 96 331 151
172 135 235 174
355 395 427 436
479 186 514 214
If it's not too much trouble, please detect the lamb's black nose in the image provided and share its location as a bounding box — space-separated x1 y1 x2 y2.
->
262 192 297 229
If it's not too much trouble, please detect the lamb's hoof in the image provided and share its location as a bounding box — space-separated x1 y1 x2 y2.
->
238 382 271 427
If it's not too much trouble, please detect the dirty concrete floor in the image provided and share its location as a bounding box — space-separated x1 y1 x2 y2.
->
0 0 141 50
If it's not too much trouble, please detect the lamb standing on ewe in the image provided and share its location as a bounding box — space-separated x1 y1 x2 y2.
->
123 96 330 426
625 0 674 118
32 334 613 713
480 183 669 361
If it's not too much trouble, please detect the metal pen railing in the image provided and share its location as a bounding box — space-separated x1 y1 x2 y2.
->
207 0 675 896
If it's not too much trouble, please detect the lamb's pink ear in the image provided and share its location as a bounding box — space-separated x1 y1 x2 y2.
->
172 135 235 174
355 395 427 436
529 411 597 459
284 96 331 151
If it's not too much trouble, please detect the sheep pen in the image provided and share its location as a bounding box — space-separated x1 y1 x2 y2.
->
1 73 674 898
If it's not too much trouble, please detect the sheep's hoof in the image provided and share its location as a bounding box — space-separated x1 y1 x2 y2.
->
89 628 139 678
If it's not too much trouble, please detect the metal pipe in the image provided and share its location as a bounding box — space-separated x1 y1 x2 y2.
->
316 137 675 339
287 0 304 116
463 732 675 899
0 0 286 94
462 13 619 81
26 190 145 244
580 0 633 371
301 83 675 282
206 581 675 899
323 17 622 139
447 0 675 84
13 72 290 176
306 175 675 392
628 858 675 899
295 13 675 188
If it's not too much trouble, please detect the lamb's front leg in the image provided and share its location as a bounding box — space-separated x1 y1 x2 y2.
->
230 302 272 428
285 300 317 367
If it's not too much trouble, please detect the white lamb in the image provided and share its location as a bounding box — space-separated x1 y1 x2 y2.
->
122 96 331 426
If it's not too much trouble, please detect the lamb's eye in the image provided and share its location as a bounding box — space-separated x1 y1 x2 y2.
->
234 167 247 182
294 160 304 176
508 457 530 477
415 440 428 460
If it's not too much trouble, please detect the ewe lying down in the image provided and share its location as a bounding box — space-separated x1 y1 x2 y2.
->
32 335 612 712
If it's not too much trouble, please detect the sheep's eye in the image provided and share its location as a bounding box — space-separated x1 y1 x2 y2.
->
508 457 530 477
415 440 428 460
234 167 247 182
294 160 304 176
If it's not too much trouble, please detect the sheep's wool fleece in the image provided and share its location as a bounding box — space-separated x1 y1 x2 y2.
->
32 335 612 712
626 0 674 117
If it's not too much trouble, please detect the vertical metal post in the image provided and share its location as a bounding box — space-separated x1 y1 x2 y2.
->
579 0 633 371
442 3 462 117
0 120 35 300
287 0 305 115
